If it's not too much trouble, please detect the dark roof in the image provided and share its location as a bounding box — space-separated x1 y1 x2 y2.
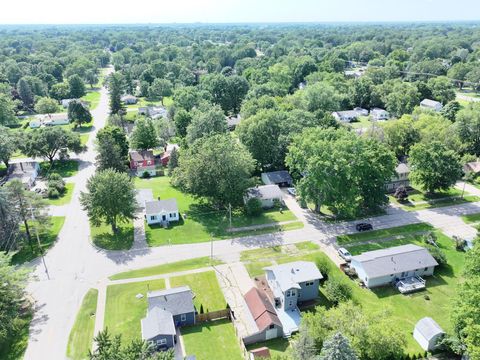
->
244 287 282 332
129 150 154 162
145 199 178 215
262 171 292 185
147 286 195 316
141 307 176 340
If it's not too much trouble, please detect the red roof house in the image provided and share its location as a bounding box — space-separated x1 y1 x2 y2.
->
129 150 156 177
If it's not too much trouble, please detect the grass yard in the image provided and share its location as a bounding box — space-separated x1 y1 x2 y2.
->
46 183 75 206
389 186 480 211
80 134 89 146
81 91 101 110
104 279 165 343
67 289 98 360
109 257 223 280
246 338 291 358
336 223 434 245
136 176 299 246
349 116 371 129
461 212 480 224
90 221 134 250
181 319 243 360
170 271 226 312
40 159 79 178
12 216 66 264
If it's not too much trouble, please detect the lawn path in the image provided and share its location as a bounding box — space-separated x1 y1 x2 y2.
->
92 280 107 350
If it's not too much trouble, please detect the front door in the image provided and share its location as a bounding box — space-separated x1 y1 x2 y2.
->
162 215 166 221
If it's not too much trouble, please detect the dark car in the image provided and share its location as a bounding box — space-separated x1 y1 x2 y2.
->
355 223 373 232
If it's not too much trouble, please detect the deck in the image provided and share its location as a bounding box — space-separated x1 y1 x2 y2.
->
275 307 301 337
396 276 426 294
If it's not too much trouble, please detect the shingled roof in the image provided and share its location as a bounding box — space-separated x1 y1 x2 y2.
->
244 287 282 332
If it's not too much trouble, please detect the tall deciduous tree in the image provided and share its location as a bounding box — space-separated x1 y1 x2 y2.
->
34 97 59 114
22 127 84 165
455 103 480 156
107 73 125 115
381 116 420 158
130 118 158 151
17 78 34 108
68 100 92 128
80 169 136 234
172 134 255 207
148 78 173 105
0 126 17 168
68 74 86 98
185 105 227 144
0 94 17 125
97 126 129 159
0 187 21 252
409 141 462 193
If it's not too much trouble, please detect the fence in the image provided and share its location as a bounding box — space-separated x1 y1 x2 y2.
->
195 308 230 323
233 319 251 360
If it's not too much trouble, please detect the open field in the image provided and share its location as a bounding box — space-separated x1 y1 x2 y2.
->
104 279 166 343
66 289 98 360
181 319 243 360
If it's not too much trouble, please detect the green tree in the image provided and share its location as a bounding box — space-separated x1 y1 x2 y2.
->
68 74 86 98
441 101 461 122
185 105 227 144
455 103 480 156
130 118 158 151
173 109 192 138
409 141 462 193
0 252 30 346
167 147 179 176
0 94 17 125
0 126 17 168
107 73 125 115
323 278 353 305
50 82 71 100
17 78 34 107
97 126 129 159
96 136 128 173
173 134 255 207
68 100 92 128
22 127 84 165
34 97 59 114
381 115 420 158
286 128 395 218
427 76 456 105
319 332 358 360
292 326 317 360
384 81 420 117
0 187 21 252
80 169 136 234
148 78 173 105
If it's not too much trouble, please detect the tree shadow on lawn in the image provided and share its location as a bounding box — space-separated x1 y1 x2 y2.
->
186 203 229 237
39 159 79 178
92 227 134 250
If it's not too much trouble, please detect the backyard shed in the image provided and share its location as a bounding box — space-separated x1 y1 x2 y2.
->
413 317 445 351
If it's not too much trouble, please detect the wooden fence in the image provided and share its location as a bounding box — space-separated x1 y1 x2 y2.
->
195 309 230 323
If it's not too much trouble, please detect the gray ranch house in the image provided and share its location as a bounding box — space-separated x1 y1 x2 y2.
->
420 99 443 112
145 199 179 226
7 161 40 189
141 286 196 351
244 185 283 209
350 244 438 290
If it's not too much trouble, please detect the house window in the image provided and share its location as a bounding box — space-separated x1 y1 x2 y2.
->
181 314 187 321
269 324 275 329
157 339 167 345
285 290 290 297
390 274 394 277
150 216 156 221
424 267 428 271
305 281 314 286
170 213 175 218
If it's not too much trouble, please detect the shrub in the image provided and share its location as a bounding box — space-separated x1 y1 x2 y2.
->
422 231 438 246
142 171 151 179
245 197 263 217
315 256 333 280
453 236 466 251
47 173 66 198
47 187 60 198
427 246 447 266
323 277 352 305
394 185 409 202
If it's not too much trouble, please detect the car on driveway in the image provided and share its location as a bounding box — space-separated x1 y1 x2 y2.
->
338 247 352 262
287 187 296 196
355 223 373 232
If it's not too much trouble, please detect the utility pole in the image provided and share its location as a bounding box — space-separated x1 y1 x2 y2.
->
30 206 50 280
210 236 214 262
228 203 232 229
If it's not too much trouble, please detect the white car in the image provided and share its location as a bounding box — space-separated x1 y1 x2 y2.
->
338 247 352 262
287 187 296 196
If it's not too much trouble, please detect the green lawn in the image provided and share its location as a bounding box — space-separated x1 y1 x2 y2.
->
46 183 75 206
336 223 434 245
40 160 79 178
81 91 101 110
136 176 299 246
349 116 371 129
90 222 134 250
461 212 480 224
12 216 66 264
109 257 223 280
0 311 32 360
170 271 226 312
104 279 166 342
389 186 480 211
67 289 98 360
181 319 243 360
246 338 291 358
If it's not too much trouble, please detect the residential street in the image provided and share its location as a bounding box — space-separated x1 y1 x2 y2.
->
23 77 480 360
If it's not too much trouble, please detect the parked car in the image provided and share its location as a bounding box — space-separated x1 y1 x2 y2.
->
338 247 352 262
355 223 373 232
287 187 296 196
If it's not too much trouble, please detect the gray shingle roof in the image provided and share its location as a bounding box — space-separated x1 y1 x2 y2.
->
246 185 283 201
396 163 410 175
145 199 178 215
262 171 293 185
415 317 444 341
420 99 442 107
264 261 323 292
147 286 194 316
352 244 438 279
141 307 176 340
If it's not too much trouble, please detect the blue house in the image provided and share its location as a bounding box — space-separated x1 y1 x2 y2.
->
141 286 196 350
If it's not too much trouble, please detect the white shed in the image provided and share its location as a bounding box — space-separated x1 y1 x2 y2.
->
413 317 445 351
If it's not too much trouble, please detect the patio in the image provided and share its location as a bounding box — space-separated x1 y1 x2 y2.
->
396 276 426 294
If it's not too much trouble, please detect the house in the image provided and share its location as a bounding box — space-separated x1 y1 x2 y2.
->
244 185 283 208
139 106 168 119
261 171 293 187
463 161 480 176
331 108 369 122
420 99 443 112
7 161 40 188
141 286 196 351
160 144 180 166
386 163 410 192
129 150 156 177
413 317 445 351
145 199 179 226
350 244 438 289
29 113 69 128
243 287 283 345
370 108 389 121
121 95 138 105
264 261 322 335
226 115 241 130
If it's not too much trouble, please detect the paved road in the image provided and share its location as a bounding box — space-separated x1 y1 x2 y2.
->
24 75 480 359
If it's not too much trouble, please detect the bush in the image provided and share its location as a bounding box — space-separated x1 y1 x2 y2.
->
47 187 60 198
422 231 438 246
453 236 466 251
245 197 263 217
142 171 151 179
427 246 447 266
47 173 66 198
323 277 352 305
315 256 333 280
394 185 409 202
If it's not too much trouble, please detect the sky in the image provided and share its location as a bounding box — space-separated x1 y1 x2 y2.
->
1 0 480 24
